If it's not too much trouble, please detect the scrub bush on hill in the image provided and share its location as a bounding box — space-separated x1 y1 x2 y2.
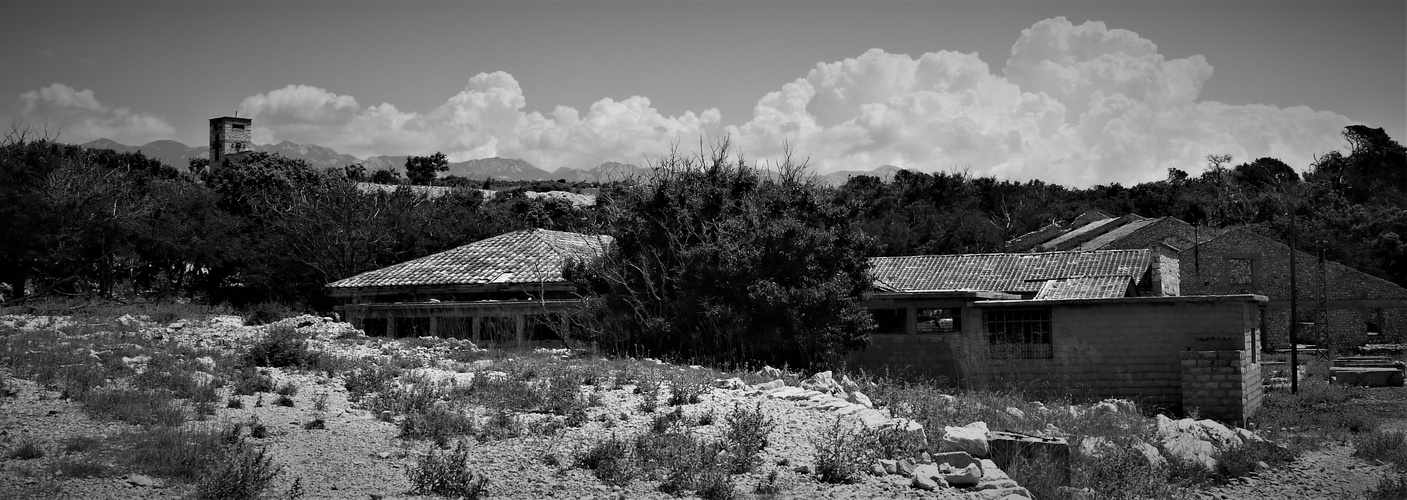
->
568 141 875 369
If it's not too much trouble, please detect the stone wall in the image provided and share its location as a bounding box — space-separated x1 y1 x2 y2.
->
1180 350 1263 423
1180 228 1407 348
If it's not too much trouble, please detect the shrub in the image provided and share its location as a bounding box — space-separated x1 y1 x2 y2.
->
194 444 282 500
753 469 786 497
1354 429 1407 469
9 440 45 460
577 435 636 486
302 419 326 430
636 376 662 413
243 325 315 368
401 404 477 447
344 365 396 402
811 419 870 484
1367 474 1407 500
227 397 244 409
275 381 299 397
123 425 243 480
232 367 275 395
275 395 294 407
407 440 488 499
242 302 295 326
722 403 775 473
668 374 710 406
564 144 875 370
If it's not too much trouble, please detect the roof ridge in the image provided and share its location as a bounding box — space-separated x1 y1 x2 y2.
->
870 247 1150 259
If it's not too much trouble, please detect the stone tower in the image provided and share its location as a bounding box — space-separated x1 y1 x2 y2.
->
208 116 253 168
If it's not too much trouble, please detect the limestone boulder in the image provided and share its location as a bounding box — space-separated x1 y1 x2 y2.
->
911 463 948 490
942 462 983 486
752 379 785 392
714 377 746 390
939 421 990 458
847 390 873 408
801 371 843 394
758 366 784 379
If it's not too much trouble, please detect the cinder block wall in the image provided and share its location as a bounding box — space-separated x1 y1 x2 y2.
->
1180 350 1263 422
960 296 1261 411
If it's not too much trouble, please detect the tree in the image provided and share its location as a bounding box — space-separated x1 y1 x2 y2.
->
369 168 401 185
568 142 874 368
405 152 449 185
343 163 367 181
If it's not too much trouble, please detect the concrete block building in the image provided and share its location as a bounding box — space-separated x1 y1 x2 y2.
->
209 116 253 169
851 247 1266 421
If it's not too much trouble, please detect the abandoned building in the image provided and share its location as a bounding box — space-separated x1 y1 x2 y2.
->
852 248 1265 421
326 228 611 347
1008 211 1407 349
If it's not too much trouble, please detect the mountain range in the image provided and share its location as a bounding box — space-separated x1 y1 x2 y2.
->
78 138 904 185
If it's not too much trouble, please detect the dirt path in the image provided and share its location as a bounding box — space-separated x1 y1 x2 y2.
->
1200 444 1396 500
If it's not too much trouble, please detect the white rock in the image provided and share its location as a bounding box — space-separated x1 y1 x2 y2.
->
847 390 873 408
879 459 898 475
1162 434 1218 470
1077 436 1113 458
121 355 151 374
802 371 843 394
758 366 784 379
911 463 946 490
1134 441 1168 469
942 462 982 486
1005 406 1025 419
939 421 990 458
753 379 785 391
194 356 216 372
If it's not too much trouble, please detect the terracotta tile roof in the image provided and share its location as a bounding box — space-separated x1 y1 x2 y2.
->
1034 275 1136 300
326 229 612 289
869 249 1151 294
1037 215 1144 251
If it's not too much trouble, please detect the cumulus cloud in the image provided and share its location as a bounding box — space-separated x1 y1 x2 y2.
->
728 17 1352 185
224 17 1353 185
239 72 724 169
13 83 175 145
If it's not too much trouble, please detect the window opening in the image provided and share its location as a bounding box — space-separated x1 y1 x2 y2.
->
984 308 1052 359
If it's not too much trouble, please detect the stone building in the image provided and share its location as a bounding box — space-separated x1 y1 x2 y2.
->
326 228 611 347
208 116 253 169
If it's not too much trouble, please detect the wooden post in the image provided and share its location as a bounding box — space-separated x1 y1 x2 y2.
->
387 316 398 339
560 313 571 343
429 316 440 338
471 316 481 343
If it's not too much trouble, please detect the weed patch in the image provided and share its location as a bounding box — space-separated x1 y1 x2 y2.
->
1354 429 1407 469
407 440 489 499
721 402 774 473
9 439 46 460
811 419 871 484
193 443 282 500
1367 473 1407 500
83 388 186 426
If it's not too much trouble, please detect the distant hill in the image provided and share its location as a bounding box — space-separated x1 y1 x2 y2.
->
817 165 907 186
79 138 901 183
552 161 647 182
260 141 361 170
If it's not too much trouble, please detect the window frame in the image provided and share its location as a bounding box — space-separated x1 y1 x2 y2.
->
983 307 1053 359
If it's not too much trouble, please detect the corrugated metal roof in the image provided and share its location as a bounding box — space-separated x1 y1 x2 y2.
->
326 228 612 289
1074 218 1159 251
1034 275 1136 300
869 249 1151 294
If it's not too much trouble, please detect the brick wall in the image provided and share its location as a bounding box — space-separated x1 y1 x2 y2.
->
1181 228 1407 348
851 295 1264 412
1180 350 1263 422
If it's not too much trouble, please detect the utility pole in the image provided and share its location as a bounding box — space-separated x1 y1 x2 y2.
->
1290 209 1299 394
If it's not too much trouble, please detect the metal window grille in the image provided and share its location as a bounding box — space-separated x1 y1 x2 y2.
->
984 308 1053 359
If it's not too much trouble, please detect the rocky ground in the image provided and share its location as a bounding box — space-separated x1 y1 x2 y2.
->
0 313 1403 499
0 314 1028 499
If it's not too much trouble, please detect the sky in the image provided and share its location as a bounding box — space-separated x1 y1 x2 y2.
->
1 0 1402 186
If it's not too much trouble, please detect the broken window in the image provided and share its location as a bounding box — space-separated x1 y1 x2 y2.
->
917 308 962 334
871 308 907 334
1229 258 1254 286
984 308 1053 359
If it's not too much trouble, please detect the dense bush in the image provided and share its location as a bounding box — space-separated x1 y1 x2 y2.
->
569 143 874 369
243 325 315 368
